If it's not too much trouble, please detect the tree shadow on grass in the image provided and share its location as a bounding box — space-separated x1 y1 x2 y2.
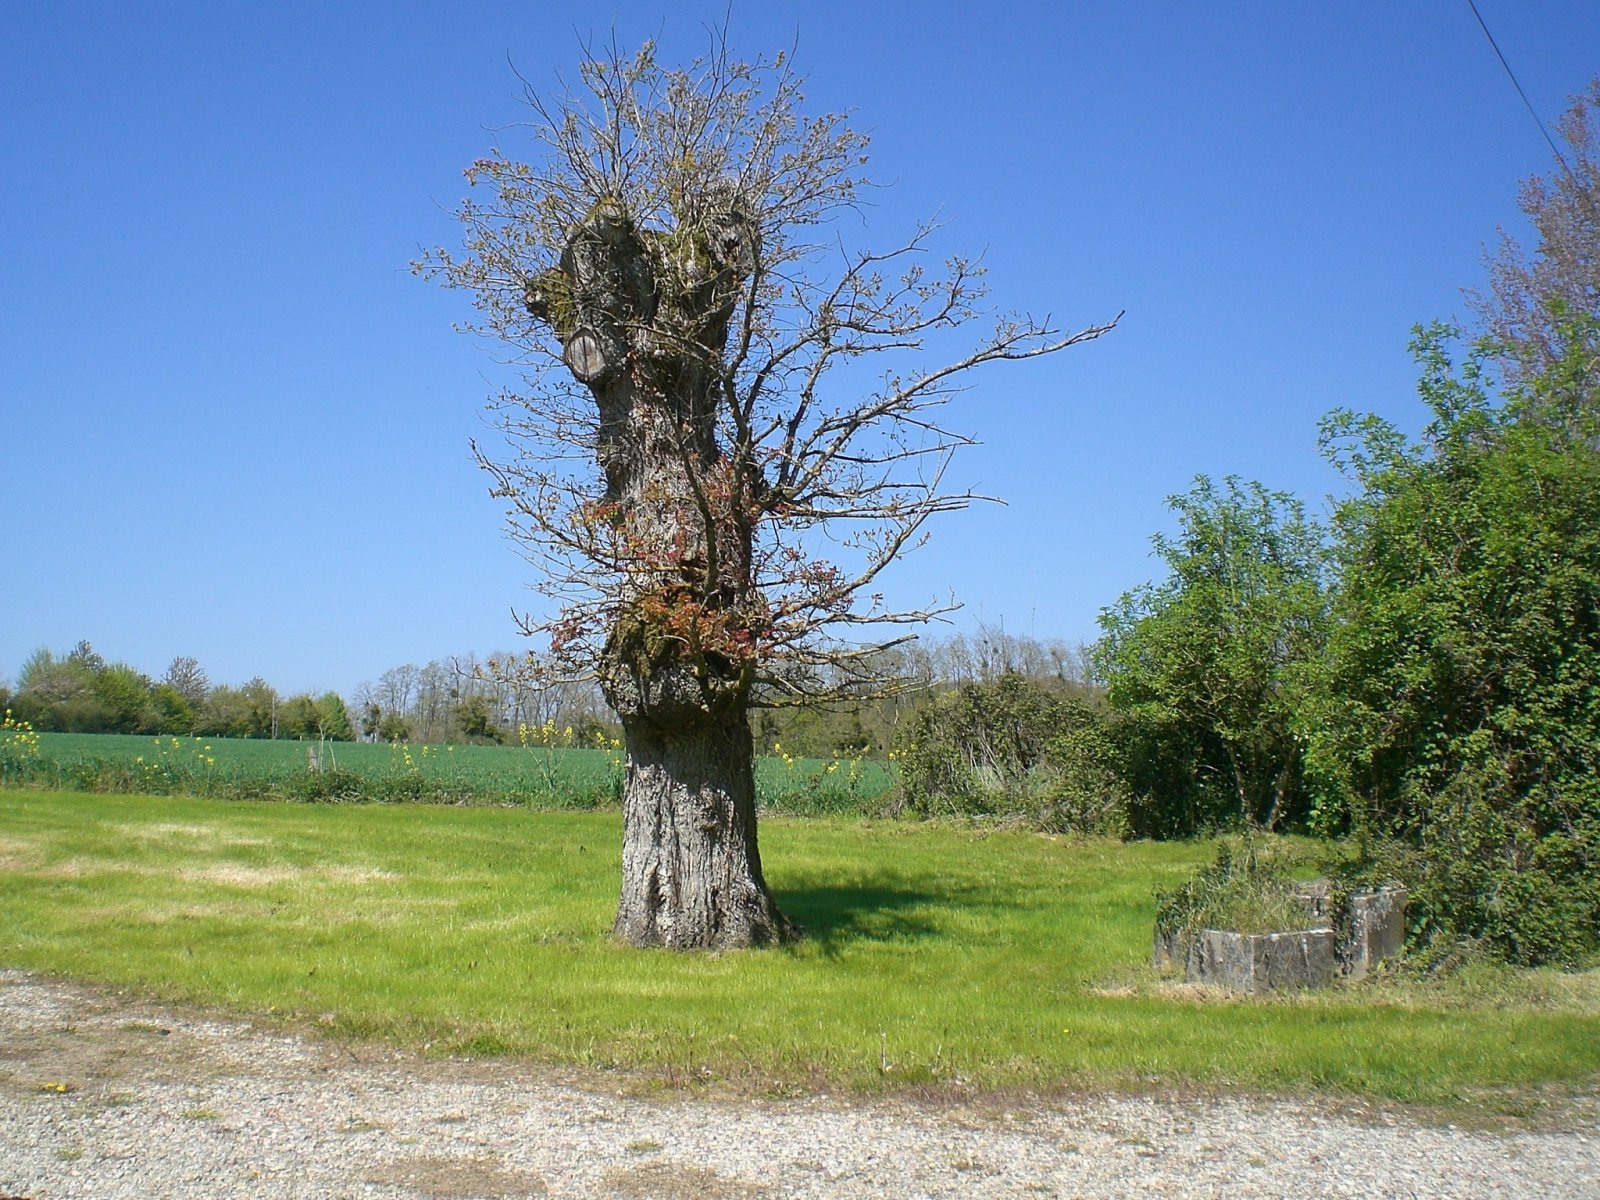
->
775 875 1020 957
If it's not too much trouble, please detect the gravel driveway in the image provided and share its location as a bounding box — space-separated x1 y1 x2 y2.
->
1 970 1596 1198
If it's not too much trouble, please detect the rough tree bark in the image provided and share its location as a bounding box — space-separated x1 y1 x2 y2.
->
613 702 786 947
538 196 788 946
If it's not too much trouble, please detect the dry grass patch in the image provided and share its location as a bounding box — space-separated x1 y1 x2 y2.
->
365 1155 547 1197
177 863 397 887
38 858 163 879
129 823 263 849
0 835 42 872
602 1162 769 1200
28 858 395 888
1547 969 1600 1014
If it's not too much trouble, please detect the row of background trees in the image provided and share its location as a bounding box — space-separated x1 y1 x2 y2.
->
348 656 613 745
0 643 606 747
2 643 354 742
0 627 1087 753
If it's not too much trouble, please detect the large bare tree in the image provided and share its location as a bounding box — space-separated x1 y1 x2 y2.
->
419 38 1115 948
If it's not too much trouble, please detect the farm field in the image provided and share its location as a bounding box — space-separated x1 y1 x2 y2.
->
16 732 894 813
2 789 1597 1108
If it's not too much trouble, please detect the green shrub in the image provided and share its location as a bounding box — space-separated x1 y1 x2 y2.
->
1400 769 1599 968
895 675 1127 835
282 768 369 804
1308 324 1600 966
1033 720 1131 837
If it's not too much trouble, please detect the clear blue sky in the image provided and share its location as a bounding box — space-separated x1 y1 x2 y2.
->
3 1 1596 698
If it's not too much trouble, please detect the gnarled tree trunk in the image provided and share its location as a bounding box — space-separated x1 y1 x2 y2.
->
432 44 1114 950
613 700 789 948
542 195 790 947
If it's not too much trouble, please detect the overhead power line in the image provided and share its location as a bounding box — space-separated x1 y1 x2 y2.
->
1464 0 1580 185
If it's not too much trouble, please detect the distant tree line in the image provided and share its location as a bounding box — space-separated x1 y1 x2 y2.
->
344 633 1088 754
3 642 352 741
0 645 620 749
0 628 1093 757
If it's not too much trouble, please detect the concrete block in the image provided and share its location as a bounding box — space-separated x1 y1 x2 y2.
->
1188 927 1340 993
1342 886 1408 981
1153 927 1183 971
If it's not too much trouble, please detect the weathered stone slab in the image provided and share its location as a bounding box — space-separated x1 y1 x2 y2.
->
1156 927 1339 993
1342 886 1408 981
1153 928 1184 972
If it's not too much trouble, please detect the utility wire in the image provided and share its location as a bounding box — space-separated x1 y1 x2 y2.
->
1464 0 1580 186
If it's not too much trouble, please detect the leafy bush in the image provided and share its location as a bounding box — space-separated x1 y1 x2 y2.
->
1035 719 1132 837
1308 324 1600 966
894 675 1127 835
281 767 370 804
1397 768 1597 968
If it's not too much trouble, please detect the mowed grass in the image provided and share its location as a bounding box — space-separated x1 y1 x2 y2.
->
2 790 1597 1106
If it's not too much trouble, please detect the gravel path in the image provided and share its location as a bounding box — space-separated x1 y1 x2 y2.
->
1 970 1596 1199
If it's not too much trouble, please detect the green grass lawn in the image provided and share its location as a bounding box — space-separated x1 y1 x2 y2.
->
2 789 1596 1107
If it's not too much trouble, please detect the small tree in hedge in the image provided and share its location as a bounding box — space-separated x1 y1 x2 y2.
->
1095 476 1331 833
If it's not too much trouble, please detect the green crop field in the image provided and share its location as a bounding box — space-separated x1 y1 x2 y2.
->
2 789 1597 1108
28 731 620 801
14 732 895 813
